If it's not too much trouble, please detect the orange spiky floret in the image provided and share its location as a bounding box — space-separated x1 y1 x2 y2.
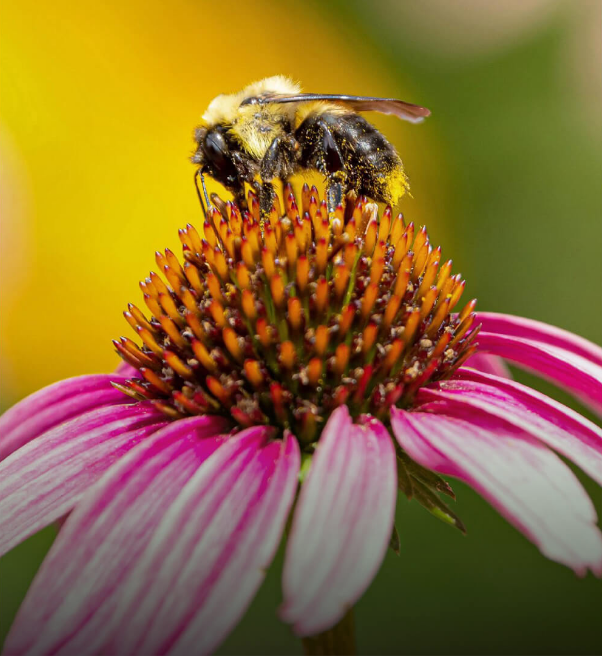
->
116 183 479 443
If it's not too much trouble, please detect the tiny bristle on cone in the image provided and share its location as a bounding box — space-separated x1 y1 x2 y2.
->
116 184 479 443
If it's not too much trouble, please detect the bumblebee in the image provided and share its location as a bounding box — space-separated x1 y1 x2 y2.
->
192 76 430 218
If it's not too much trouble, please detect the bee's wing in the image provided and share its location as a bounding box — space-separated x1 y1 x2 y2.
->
245 93 431 123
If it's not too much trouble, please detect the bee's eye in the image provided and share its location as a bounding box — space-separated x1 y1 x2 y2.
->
204 130 229 170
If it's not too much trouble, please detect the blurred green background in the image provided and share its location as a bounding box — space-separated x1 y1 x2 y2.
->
1 0 601 653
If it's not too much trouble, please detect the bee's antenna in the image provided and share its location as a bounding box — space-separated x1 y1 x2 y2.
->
194 169 213 219
200 170 212 209
194 170 207 218
194 168 226 250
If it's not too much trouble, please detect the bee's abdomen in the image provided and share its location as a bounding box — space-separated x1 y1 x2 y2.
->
296 112 407 204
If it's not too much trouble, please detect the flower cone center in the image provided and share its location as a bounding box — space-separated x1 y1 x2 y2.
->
114 185 478 444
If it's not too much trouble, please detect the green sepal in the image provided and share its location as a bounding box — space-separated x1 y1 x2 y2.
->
396 456 414 498
389 524 401 556
411 479 467 534
397 449 456 499
302 607 356 655
298 452 313 484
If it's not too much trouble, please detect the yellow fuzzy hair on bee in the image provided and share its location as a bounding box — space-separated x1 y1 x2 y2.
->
201 76 300 126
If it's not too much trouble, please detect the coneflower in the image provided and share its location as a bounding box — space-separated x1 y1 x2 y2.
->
1 185 601 655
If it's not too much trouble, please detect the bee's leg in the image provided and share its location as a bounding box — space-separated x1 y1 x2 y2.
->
259 182 276 230
260 135 301 182
325 177 344 217
259 135 300 229
233 187 249 212
231 152 256 211
314 120 347 218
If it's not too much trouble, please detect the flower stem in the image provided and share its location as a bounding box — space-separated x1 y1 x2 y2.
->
301 608 356 655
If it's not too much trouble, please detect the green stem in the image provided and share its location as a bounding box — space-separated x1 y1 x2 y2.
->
301 608 356 656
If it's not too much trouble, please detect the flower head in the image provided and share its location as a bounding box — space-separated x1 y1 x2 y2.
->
115 184 476 441
1 186 602 655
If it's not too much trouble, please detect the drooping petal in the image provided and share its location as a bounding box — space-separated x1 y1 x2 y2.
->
391 406 602 576
281 406 397 636
421 369 602 485
3 415 229 656
167 431 300 656
0 403 168 558
476 312 602 368
0 374 133 460
464 352 512 379
4 422 298 656
477 331 602 416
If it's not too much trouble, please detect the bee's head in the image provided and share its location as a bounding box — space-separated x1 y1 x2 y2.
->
192 125 239 189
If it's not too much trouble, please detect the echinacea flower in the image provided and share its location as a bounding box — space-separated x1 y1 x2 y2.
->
1 185 601 655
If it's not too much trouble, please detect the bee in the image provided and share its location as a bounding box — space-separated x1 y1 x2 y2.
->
192 76 430 220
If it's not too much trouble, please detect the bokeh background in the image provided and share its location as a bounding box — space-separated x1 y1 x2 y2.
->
1 0 601 653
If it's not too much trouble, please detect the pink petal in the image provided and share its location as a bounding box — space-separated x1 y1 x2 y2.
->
280 406 397 636
476 312 602 368
0 403 168 558
4 415 229 656
113 361 139 377
477 331 602 416
464 352 512 379
0 374 133 460
166 431 299 656
5 422 298 656
423 369 602 485
391 406 602 576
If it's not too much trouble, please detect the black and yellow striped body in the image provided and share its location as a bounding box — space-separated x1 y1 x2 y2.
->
193 77 420 219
